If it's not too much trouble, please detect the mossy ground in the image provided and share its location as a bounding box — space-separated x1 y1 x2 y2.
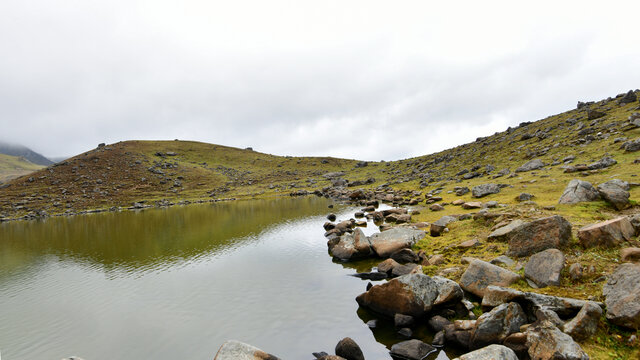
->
0 153 45 183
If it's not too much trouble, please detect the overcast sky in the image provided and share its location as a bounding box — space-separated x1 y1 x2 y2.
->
1 0 639 160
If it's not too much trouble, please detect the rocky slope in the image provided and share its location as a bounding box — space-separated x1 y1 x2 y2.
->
0 141 53 166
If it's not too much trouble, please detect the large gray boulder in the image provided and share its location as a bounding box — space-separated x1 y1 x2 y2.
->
526 321 589 360
587 156 617 170
577 217 635 248
524 249 565 288
602 263 640 329
472 184 501 198
369 227 425 258
214 340 280 360
389 339 437 360
329 228 372 261
356 273 462 317
563 301 602 341
470 302 527 348
490 215 572 257
453 344 518 360
558 179 601 204
459 260 521 297
515 159 544 172
430 215 458 236
597 179 631 210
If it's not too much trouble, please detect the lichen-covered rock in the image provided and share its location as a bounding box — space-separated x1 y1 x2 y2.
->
577 217 635 248
369 227 425 258
500 216 572 257
470 302 527 348
526 321 589 360
453 344 518 360
515 159 544 172
558 179 601 204
356 273 461 317
524 249 565 288
214 340 280 360
472 184 501 198
597 179 630 210
602 263 640 329
563 301 602 341
459 260 521 297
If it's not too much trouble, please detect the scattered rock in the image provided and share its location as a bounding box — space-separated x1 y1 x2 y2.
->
395 313 415 328
515 159 544 172
563 301 602 341
459 259 521 297
526 321 589 360
569 263 583 281
390 248 420 264
389 339 436 360
618 90 637 104
602 263 640 329
391 263 422 277
430 203 445 211
214 340 280 360
587 109 606 120
517 193 534 202
430 215 457 237
587 156 617 170
457 238 480 249
597 179 630 210
490 255 515 267
377 258 400 274
621 248 640 263
427 254 446 266
524 249 565 288
335 337 364 360
558 179 601 204
482 286 598 317
577 217 635 248
462 202 483 209
472 184 501 198
327 214 337 221
470 302 527 348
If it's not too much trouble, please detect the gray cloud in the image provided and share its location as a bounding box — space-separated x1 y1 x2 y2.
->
0 0 639 161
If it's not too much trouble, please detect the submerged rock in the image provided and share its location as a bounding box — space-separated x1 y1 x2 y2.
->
214 340 280 360
389 339 437 360
335 337 364 360
453 344 518 360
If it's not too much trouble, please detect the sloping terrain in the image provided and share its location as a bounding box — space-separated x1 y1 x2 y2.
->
0 153 45 183
0 141 53 166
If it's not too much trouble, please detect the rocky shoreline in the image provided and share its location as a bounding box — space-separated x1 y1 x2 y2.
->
210 177 639 360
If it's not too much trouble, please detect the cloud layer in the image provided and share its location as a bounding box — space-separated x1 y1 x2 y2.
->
1 0 639 160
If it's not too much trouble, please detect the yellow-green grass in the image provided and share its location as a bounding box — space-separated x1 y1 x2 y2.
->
0 153 45 183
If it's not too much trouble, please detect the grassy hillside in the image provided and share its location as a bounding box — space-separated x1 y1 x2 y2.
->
0 153 45 183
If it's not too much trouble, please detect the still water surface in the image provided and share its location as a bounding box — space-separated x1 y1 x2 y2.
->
0 197 452 360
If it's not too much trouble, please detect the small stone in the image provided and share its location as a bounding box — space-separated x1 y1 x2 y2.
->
569 263 583 281
389 339 436 360
621 247 640 263
335 337 365 360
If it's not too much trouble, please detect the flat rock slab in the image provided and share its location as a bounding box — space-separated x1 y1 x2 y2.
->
524 249 565 288
214 340 280 360
369 227 425 258
603 263 640 329
577 217 635 248
482 285 602 317
459 259 521 297
558 179 601 204
454 344 518 360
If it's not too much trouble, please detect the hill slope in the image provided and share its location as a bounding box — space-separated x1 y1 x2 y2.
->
0 153 45 183
0 141 53 166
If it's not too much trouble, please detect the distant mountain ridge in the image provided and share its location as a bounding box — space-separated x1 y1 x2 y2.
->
0 141 53 166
